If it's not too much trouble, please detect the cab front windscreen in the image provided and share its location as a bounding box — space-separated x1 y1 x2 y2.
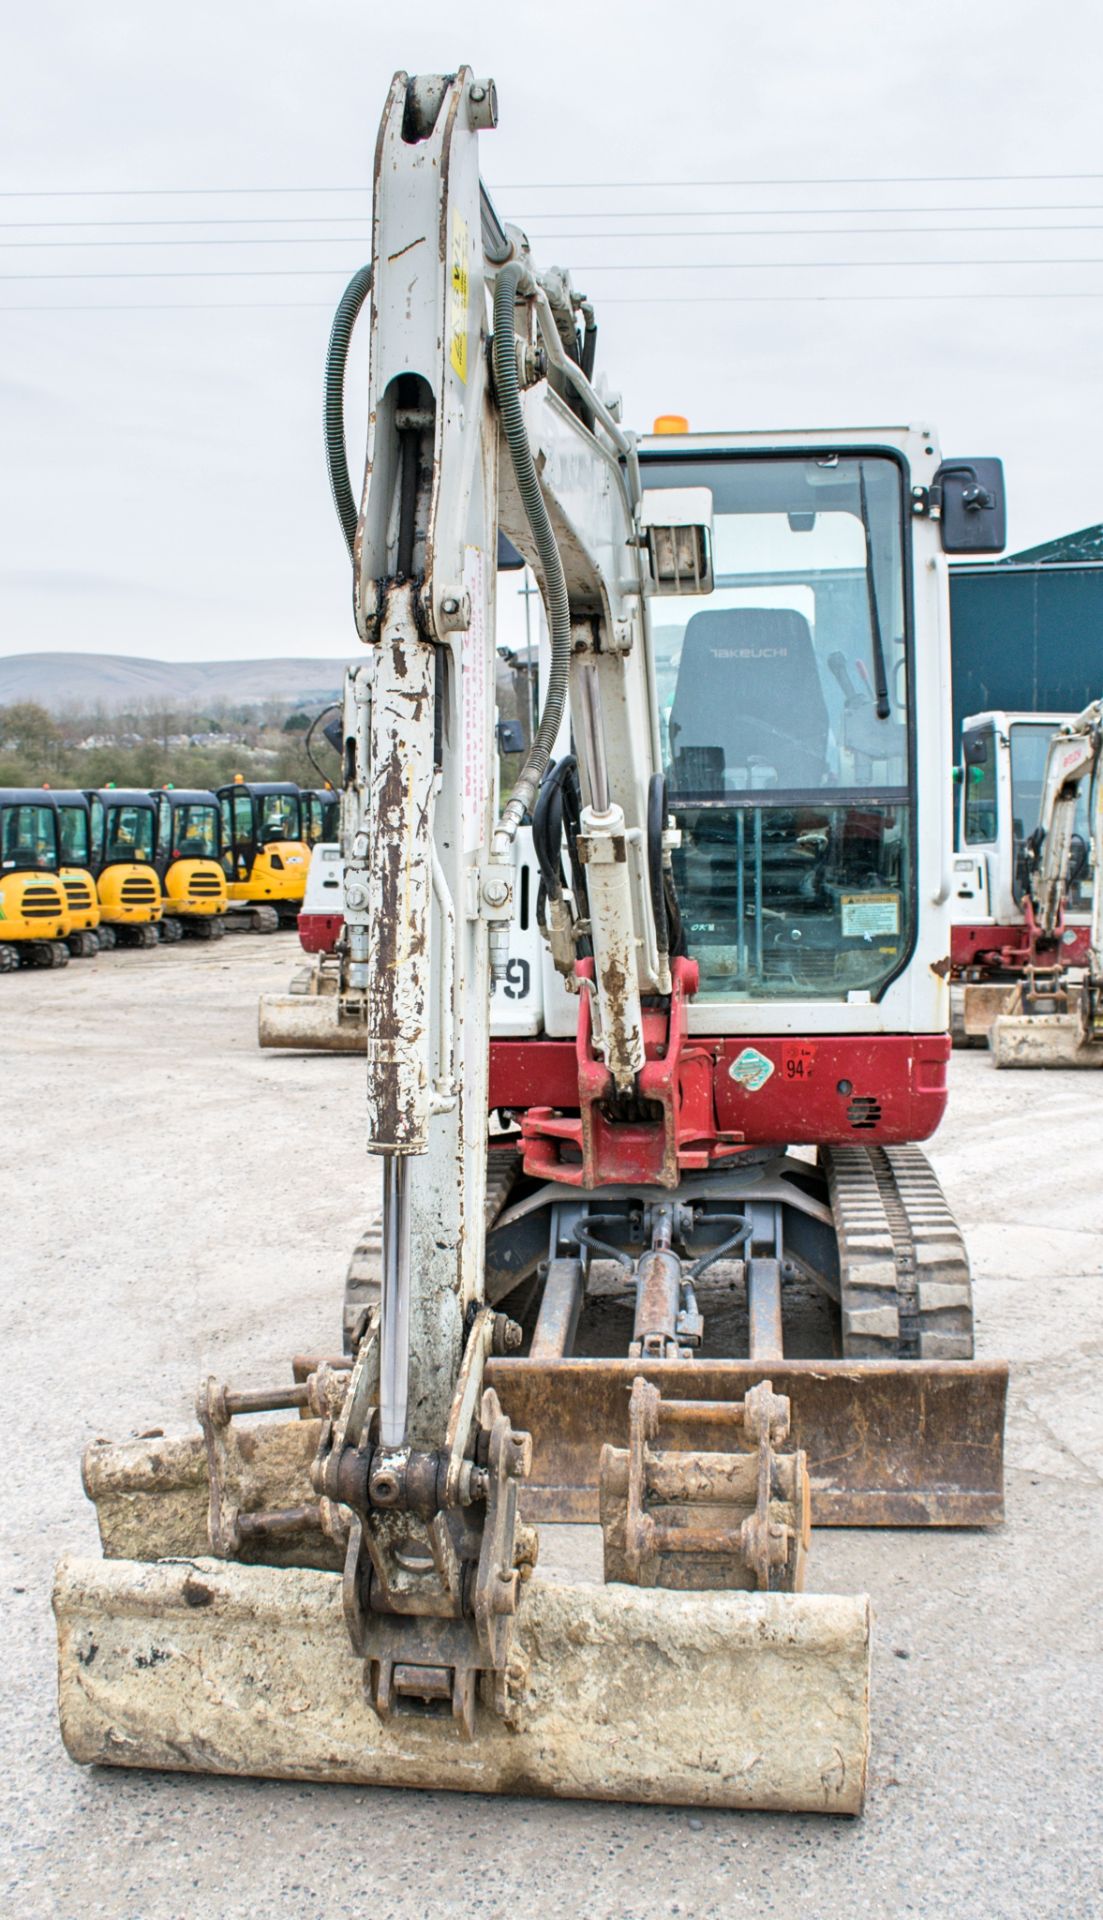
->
1 804 59 871
104 805 155 863
645 452 912 1002
1009 722 1092 909
58 804 90 865
259 793 301 843
169 803 220 860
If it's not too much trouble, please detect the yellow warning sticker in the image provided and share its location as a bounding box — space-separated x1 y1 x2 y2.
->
449 211 469 383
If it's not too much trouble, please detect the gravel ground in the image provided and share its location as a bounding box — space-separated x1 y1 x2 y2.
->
2 935 1100 1919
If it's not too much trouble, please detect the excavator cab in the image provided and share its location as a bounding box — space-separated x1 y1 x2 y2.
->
302 787 340 846
0 789 71 971
151 788 227 941
217 779 309 928
85 790 163 947
50 790 102 955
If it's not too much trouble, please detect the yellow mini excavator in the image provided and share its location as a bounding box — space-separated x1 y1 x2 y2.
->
0 789 71 970
54 69 1008 1814
51 790 102 957
84 788 163 948
217 778 310 931
151 787 228 941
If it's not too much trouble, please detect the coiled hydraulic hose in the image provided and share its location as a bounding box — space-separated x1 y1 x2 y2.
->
492 261 572 846
324 265 373 559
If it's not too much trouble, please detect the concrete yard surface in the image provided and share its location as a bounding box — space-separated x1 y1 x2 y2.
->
2 936 1101 1919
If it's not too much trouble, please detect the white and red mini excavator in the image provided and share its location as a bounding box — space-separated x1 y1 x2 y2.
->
950 708 1098 1046
54 69 1009 1814
968 702 1103 1066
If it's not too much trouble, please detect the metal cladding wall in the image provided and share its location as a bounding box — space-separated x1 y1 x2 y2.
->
949 561 1103 751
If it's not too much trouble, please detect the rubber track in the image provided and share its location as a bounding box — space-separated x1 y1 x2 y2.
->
823 1143 974 1360
342 1146 522 1349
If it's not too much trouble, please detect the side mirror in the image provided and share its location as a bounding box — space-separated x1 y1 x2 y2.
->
933 458 1006 554
640 487 714 595
496 531 526 571
496 718 526 754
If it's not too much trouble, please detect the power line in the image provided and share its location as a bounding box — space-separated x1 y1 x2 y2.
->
7 224 1103 251
4 207 1103 232
0 235 373 249
495 172 1103 189
3 290 1103 314
0 215 375 231
1 170 1102 198
512 202 1103 220
6 258 1103 281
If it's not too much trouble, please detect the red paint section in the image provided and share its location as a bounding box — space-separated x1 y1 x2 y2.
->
298 911 342 955
520 957 746 1189
493 1025 950 1177
951 921 1091 972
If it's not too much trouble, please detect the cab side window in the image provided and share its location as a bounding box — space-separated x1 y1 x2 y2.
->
233 793 253 843
89 795 105 865
963 730 997 845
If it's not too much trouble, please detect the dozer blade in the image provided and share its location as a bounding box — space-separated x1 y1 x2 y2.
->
484 1357 1008 1528
257 993 365 1051
989 1011 1103 1069
54 1555 870 1812
76 1355 1007 1565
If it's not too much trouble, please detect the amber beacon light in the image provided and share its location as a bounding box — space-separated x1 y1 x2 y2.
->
652 413 689 434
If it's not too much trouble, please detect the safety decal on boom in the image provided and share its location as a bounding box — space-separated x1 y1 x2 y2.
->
449 210 469 383
729 1046 775 1091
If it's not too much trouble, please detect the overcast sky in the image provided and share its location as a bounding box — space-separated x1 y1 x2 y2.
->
2 0 1101 664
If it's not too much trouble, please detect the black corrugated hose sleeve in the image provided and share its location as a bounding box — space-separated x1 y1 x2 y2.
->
324 265 373 559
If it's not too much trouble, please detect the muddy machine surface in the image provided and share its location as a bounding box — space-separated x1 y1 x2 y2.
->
56 70 1008 1813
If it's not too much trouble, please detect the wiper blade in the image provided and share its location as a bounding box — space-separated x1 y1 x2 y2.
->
857 464 891 721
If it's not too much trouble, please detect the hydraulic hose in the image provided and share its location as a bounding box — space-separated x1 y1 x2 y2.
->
324 265 373 559
492 261 572 846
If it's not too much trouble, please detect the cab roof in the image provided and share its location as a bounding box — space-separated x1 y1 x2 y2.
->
151 787 219 807
217 781 300 798
87 788 157 809
0 787 61 808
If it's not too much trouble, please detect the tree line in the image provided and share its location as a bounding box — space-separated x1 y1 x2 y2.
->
0 697 340 793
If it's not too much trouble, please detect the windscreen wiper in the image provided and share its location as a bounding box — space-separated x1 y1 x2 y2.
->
857 464 891 721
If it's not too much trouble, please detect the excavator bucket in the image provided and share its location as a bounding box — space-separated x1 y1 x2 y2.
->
257 992 365 1052
989 1010 1103 1068
55 1372 872 1812
54 1557 869 1811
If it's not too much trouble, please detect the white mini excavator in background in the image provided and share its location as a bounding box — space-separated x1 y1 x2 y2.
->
979 701 1103 1066
54 68 1010 1814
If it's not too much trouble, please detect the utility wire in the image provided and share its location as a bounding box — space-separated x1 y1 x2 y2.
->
6 224 1103 250
512 202 1103 220
4 206 1103 231
3 290 1103 313
6 258 1103 281
1 170 1102 197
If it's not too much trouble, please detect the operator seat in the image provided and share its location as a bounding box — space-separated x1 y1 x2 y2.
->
668 607 830 793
